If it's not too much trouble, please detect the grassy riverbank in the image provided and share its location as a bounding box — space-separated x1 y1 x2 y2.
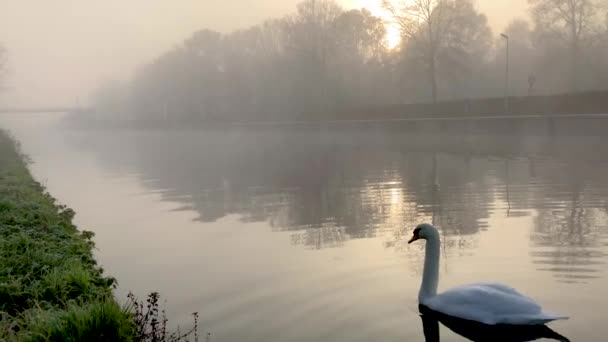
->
0 130 133 341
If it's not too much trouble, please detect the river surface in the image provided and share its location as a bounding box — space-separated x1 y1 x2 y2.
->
3 113 608 341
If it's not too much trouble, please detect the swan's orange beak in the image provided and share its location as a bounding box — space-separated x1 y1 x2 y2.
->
408 234 419 244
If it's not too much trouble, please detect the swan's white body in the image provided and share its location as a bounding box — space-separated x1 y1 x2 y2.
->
411 224 568 326
422 282 567 325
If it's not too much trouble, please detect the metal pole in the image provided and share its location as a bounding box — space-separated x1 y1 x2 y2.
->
506 37 509 113
500 33 509 114
501 33 510 114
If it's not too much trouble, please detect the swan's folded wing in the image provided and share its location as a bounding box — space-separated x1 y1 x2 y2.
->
422 283 567 325
472 282 524 296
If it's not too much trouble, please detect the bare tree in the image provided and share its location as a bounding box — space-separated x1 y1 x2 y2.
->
383 0 452 103
529 0 601 91
384 0 491 103
284 0 343 115
331 9 388 105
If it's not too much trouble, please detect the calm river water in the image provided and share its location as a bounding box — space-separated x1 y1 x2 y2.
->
3 113 608 341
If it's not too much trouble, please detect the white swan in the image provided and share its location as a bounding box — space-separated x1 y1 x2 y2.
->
408 223 568 326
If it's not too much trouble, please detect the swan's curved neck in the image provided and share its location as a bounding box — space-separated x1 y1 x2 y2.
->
419 233 440 303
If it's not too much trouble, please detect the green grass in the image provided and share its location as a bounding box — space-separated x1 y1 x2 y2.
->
0 130 134 341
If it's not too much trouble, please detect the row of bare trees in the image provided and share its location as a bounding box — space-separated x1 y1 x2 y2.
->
386 0 608 102
88 0 608 124
529 0 606 92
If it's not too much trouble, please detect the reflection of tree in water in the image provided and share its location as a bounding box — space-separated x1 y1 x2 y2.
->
530 162 608 283
69 129 499 250
69 129 608 257
394 152 492 254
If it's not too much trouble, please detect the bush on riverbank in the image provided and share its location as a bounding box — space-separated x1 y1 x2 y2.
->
0 130 204 341
0 130 134 341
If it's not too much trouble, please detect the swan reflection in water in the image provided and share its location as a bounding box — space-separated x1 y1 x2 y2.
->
418 305 570 342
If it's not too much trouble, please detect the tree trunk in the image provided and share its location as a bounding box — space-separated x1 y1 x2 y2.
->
429 46 438 104
570 35 579 92
569 9 579 93
427 15 438 104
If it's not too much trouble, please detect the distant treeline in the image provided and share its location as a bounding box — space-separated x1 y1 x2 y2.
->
78 0 608 126
68 90 608 131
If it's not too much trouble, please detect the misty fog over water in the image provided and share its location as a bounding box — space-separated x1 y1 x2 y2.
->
3 0 608 341
3 113 608 341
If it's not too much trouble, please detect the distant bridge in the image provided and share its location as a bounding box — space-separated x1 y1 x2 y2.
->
0 107 89 114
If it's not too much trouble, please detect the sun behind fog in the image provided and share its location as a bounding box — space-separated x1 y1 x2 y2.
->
354 0 402 49
384 24 401 49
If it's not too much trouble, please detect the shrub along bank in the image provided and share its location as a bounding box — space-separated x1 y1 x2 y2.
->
0 130 133 341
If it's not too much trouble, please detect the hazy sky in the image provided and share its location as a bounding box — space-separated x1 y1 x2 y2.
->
0 0 527 107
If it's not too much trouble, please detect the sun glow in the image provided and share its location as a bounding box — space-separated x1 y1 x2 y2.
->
353 0 402 49
384 24 401 49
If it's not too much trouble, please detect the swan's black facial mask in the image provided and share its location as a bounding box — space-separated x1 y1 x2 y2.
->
408 227 422 244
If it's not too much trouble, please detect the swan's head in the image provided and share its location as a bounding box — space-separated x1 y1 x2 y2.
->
408 223 438 244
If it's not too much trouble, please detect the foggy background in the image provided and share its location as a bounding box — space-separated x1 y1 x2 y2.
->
3 2 608 341
0 0 527 108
